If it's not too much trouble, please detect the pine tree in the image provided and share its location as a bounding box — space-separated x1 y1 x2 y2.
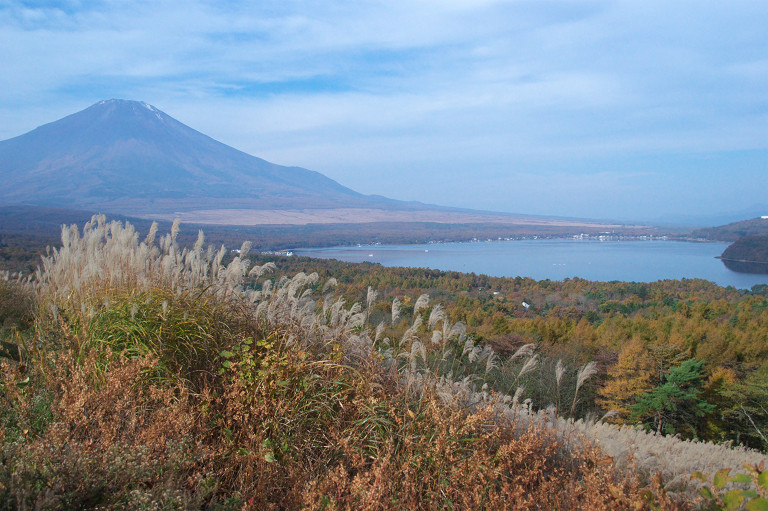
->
631 359 716 437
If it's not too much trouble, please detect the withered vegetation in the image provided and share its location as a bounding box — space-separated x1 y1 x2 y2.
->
0 216 756 509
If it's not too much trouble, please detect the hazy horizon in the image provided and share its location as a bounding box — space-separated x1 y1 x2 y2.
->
1 1 766 224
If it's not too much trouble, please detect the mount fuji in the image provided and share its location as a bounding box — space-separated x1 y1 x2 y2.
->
0 99 623 231
0 99 402 216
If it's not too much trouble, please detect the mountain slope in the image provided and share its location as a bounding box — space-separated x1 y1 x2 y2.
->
0 99 384 213
690 217 768 242
0 99 638 232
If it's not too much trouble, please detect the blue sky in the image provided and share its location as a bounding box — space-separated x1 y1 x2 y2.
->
1 0 766 223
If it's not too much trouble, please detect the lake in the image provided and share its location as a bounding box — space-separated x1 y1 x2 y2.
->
295 239 768 290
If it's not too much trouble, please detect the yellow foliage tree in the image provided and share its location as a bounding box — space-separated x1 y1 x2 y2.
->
597 337 655 423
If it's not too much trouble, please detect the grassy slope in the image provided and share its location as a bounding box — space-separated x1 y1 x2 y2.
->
2 217 768 509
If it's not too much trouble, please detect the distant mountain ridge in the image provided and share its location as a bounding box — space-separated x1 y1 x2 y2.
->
0 99 639 232
691 217 768 242
0 99 400 214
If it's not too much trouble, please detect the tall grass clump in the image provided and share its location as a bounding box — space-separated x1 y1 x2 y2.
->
31 215 262 386
0 272 34 332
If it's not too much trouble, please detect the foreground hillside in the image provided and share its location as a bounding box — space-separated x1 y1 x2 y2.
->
2 218 768 509
248 253 768 447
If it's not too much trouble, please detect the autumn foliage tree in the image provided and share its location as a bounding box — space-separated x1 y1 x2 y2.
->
597 337 654 423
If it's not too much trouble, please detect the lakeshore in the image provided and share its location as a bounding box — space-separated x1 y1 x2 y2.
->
296 238 768 290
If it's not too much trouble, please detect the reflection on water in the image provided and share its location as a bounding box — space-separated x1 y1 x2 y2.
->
721 259 768 275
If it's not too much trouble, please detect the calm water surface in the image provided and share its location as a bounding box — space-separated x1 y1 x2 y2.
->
296 240 768 290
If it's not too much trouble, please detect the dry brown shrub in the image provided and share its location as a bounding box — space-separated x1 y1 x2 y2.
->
2 352 218 510
295 396 672 511
205 334 685 510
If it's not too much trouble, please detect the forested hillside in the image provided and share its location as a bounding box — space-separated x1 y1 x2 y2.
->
692 218 768 242
250 254 768 447
721 236 768 264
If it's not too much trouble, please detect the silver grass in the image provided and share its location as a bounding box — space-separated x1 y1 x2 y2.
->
249 261 277 278
462 337 475 357
171 218 181 243
411 311 423 329
214 246 226 277
479 345 494 362
404 340 427 375
194 230 205 254
556 359 566 387
448 321 466 340
414 293 430 316
511 343 536 361
427 304 444 330
512 386 525 406
468 346 480 363
575 361 598 392
43 216 768 500
262 280 273 297
348 311 366 331
401 316 422 344
255 300 269 320
485 350 496 374
568 361 600 418
518 354 539 380
366 286 377 311
375 322 386 343
330 298 345 327
391 297 401 326
322 296 331 318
